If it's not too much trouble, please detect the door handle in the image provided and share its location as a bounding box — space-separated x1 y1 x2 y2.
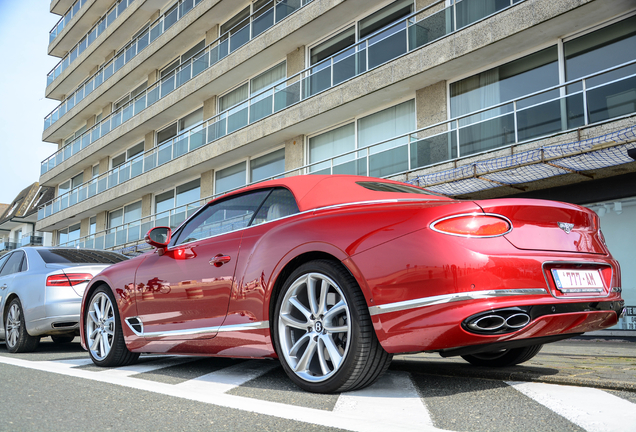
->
210 254 231 267
0 284 7 290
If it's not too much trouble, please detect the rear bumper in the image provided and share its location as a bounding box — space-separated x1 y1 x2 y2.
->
370 291 622 354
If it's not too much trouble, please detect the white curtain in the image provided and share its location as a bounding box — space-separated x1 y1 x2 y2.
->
309 123 355 171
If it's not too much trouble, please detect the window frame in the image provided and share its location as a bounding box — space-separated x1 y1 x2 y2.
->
213 146 286 195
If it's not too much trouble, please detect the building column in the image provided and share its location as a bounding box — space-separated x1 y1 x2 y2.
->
285 135 305 176
80 217 90 237
206 25 219 45
144 131 154 151
200 169 214 199
412 81 449 173
286 45 305 82
203 96 217 120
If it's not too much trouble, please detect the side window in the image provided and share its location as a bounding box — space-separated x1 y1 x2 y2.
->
252 188 299 225
173 190 271 245
0 251 24 277
0 254 11 275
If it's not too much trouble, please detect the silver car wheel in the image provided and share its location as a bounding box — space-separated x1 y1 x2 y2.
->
277 272 352 383
86 292 115 361
6 303 21 349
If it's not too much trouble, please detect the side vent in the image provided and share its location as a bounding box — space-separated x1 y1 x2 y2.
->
125 317 144 336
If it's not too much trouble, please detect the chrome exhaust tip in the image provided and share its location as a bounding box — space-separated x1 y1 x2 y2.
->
505 313 531 329
467 315 506 331
619 307 626 319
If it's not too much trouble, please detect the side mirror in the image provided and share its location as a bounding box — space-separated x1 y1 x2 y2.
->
145 227 172 251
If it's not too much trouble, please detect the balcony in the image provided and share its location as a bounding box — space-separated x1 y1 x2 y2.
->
57 197 204 250
43 0 309 132
46 0 142 88
0 242 17 252
40 0 513 174
38 54 636 222
20 233 44 247
49 0 88 44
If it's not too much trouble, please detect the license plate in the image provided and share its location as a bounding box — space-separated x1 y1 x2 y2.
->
551 269 604 293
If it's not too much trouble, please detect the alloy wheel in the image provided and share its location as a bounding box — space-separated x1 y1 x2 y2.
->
6 303 21 349
277 272 352 383
86 292 115 361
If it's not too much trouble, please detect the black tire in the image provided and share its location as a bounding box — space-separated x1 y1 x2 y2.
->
51 335 75 344
5 298 40 353
85 285 139 367
461 344 543 367
273 260 392 393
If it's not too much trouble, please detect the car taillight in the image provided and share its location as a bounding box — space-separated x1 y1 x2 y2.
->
46 273 93 287
431 214 512 237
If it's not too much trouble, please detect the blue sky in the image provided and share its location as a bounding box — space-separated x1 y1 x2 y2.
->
0 1 60 204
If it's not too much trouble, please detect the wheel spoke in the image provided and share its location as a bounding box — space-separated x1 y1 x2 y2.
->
280 313 308 330
323 300 346 322
289 297 312 321
324 323 348 333
88 310 99 324
288 332 311 357
317 279 329 316
316 339 331 375
320 334 343 370
90 333 101 351
307 275 320 316
294 337 317 373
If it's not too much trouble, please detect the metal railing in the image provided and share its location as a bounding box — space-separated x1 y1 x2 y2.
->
38 57 636 221
0 241 17 251
47 0 139 87
57 197 206 250
40 0 506 173
43 0 308 130
49 0 88 44
20 233 44 247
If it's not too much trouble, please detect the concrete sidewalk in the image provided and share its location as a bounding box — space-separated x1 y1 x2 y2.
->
391 337 636 392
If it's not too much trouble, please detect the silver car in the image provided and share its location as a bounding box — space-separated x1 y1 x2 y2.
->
0 247 127 353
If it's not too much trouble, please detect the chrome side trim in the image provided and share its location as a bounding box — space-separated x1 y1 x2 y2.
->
124 317 144 337
132 320 269 338
368 289 548 316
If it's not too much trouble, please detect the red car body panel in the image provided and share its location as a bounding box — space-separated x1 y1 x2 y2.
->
80 175 623 360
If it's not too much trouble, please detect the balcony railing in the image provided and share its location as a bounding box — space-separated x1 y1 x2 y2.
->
20 233 44 247
41 0 312 175
40 0 507 173
0 241 17 252
38 57 636 222
49 0 88 44
47 0 139 87
43 0 307 131
57 197 205 250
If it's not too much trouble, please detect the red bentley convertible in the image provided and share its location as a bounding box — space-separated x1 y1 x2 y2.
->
80 175 624 393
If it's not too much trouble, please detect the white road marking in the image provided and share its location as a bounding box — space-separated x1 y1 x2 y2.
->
334 371 434 428
175 360 280 393
97 356 199 377
0 355 443 432
507 381 636 432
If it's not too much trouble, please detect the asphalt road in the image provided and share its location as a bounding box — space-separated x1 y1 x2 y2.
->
0 336 634 432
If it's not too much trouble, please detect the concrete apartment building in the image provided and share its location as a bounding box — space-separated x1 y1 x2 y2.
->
36 0 635 330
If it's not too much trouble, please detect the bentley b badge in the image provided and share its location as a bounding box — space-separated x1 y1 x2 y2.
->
557 222 574 234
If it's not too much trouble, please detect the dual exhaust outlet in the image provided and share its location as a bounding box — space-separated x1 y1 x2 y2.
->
465 310 531 334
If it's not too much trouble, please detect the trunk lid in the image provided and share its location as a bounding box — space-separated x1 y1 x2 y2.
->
475 198 607 254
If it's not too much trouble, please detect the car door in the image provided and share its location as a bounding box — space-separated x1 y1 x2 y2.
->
0 252 28 331
134 189 271 340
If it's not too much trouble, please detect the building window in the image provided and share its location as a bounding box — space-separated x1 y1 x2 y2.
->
64 124 87 146
59 223 81 245
157 108 204 145
564 16 636 123
447 15 636 159
155 179 201 229
309 99 415 177
107 201 142 247
114 82 148 111
214 148 286 195
218 61 286 132
89 216 97 235
111 142 144 169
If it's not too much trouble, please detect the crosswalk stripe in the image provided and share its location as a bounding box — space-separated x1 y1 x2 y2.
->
507 381 636 432
334 370 435 429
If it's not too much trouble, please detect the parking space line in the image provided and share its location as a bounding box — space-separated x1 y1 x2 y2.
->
97 356 198 377
507 381 636 432
175 359 279 393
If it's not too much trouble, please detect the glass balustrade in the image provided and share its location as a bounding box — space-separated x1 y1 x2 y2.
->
37 59 636 222
47 0 140 87
44 0 309 132
20 233 44 247
49 0 89 44
56 199 205 250
41 0 509 175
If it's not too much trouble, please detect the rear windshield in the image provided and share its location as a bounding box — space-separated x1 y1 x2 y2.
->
37 249 128 264
356 181 443 196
